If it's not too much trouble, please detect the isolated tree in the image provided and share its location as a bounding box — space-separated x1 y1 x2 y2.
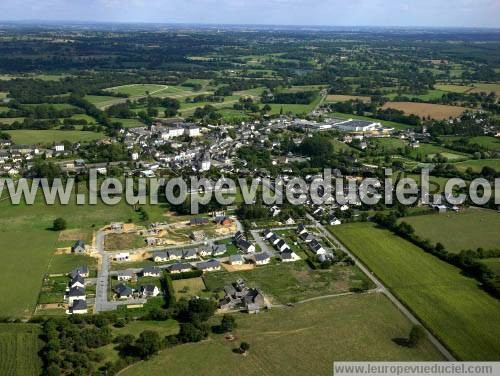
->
408 325 425 348
240 341 250 353
53 217 67 231
220 314 237 333
135 330 161 359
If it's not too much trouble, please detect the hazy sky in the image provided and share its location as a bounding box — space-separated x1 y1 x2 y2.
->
0 0 499 28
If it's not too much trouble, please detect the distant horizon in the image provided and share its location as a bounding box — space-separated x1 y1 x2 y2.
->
0 1 498 29
1 19 500 31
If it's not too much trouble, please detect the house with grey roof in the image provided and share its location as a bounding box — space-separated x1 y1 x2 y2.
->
140 284 160 298
142 266 161 277
196 259 221 272
229 254 244 265
114 284 133 299
71 240 86 253
117 270 135 281
168 262 193 274
252 252 271 265
182 248 198 260
212 244 227 256
153 251 169 263
69 265 89 279
68 287 86 304
70 275 85 289
70 299 88 314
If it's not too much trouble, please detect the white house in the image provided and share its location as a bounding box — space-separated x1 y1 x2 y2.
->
114 252 130 262
140 284 160 298
229 254 244 265
252 252 271 265
67 287 86 305
70 300 88 315
117 270 135 281
54 144 65 152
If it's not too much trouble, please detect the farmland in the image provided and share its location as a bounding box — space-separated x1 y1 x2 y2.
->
400 208 500 253
330 222 500 360
0 324 42 376
434 84 474 93
122 294 443 376
6 129 105 144
381 102 469 120
453 159 500 172
325 94 370 102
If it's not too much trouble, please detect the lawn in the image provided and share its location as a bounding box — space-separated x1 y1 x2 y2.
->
454 159 500 172
122 294 443 376
0 324 42 376
203 260 371 304
409 143 469 161
47 253 97 276
109 117 145 128
172 277 208 299
400 208 500 253
6 129 104 144
330 222 500 360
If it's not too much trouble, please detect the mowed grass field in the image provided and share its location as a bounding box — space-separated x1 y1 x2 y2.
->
122 294 443 376
434 84 474 93
400 209 500 253
0 324 42 376
6 129 105 144
330 223 500 360
381 102 469 120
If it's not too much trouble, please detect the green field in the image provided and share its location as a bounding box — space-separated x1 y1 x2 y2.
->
0 324 42 376
0 117 25 125
330 222 500 360
400 209 500 253
109 117 146 128
6 129 104 144
47 253 97 275
122 294 443 376
105 84 169 97
409 143 469 161
482 258 500 275
203 260 372 304
454 159 500 172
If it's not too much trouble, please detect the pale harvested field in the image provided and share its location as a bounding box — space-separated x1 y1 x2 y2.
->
326 94 370 102
381 102 469 120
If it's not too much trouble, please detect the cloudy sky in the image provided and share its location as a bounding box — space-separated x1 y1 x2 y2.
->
0 0 499 28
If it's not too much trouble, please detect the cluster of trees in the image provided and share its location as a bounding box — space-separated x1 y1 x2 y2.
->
373 212 500 298
190 104 222 123
185 94 224 103
262 90 317 104
233 97 261 112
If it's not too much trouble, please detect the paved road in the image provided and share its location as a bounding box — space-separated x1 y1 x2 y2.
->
306 213 456 361
94 230 147 312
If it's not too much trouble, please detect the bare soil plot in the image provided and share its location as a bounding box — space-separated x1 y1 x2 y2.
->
381 102 469 120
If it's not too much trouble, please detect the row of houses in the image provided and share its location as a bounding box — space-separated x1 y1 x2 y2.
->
114 283 161 300
152 244 228 263
296 225 334 263
262 229 300 262
66 266 90 314
234 231 256 253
